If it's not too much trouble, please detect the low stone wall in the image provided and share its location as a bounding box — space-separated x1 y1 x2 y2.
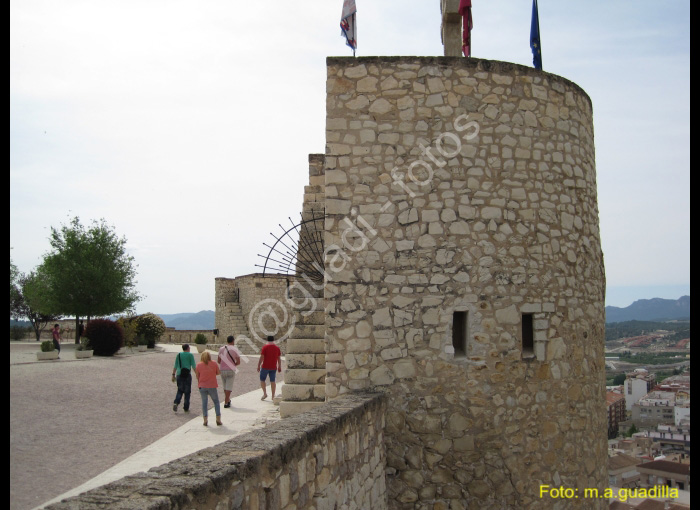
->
160 329 217 345
45 392 388 510
18 319 80 342
20 328 217 346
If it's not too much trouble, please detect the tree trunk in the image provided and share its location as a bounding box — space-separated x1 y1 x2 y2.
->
75 316 80 344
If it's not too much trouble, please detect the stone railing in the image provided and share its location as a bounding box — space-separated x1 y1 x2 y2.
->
160 329 217 345
16 322 218 344
45 392 388 510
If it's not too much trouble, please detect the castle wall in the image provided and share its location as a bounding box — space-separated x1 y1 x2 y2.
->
236 274 292 346
296 154 326 280
45 392 387 510
215 274 293 353
323 56 607 509
214 276 238 336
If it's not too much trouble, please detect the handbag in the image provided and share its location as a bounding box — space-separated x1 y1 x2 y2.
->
177 353 191 377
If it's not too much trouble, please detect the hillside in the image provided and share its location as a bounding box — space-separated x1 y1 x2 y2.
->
157 310 215 330
605 296 690 323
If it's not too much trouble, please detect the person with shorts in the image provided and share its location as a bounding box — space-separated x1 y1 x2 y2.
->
257 335 282 401
218 335 241 408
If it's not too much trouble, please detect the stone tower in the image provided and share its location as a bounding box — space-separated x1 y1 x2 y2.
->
322 56 607 509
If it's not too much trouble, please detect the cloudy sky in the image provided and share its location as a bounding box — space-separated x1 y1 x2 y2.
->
10 1 689 314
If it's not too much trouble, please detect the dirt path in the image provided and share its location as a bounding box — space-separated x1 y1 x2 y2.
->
10 343 271 510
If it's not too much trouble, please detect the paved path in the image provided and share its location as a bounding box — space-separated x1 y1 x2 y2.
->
10 342 285 510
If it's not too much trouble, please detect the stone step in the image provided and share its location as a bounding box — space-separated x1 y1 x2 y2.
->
288 283 324 299
287 338 325 354
308 175 324 186
284 368 326 385
287 353 325 369
293 310 325 326
290 324 324 340
281 384 325 401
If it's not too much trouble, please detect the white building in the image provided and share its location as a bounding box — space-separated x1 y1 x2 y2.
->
624 369 656 412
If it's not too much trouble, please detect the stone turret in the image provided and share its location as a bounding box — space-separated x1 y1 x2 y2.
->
323 56 607 509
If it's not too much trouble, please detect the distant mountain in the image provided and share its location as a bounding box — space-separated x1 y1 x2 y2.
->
157 310 215 330
605 296 690 323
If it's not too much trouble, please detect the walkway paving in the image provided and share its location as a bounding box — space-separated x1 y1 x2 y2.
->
10 342 284 510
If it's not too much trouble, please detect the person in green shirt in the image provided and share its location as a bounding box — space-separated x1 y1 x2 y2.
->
172 344 196 412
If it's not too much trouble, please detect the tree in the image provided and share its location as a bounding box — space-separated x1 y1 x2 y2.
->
42 217 141 342
612 373 626 386
10 256 21 317
13 267 60 341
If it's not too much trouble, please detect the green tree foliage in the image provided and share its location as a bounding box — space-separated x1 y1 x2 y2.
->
11 267 59 341
10 256 23 317
619 351 687 365
612 373 626 385
605 320 690 341
42 217 141 339
624 424 639 438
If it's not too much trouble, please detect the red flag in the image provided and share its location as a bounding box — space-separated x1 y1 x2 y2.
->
459 0 473 57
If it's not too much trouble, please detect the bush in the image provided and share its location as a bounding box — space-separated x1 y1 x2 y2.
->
194 333 208 345
10 326 31 341
85 319 124 356
40 340 55 352
135 313 166 348
117 317 138 348
76 337 92 352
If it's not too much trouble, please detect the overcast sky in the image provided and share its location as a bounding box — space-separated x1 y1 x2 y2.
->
10 1 689 314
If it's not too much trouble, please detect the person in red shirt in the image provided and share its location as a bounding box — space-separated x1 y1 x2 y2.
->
257 335 282 401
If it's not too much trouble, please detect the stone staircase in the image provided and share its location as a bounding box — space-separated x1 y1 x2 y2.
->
280 282 326 418
221 301 258 355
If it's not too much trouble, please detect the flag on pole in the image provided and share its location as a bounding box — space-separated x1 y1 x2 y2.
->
340 0 357 56
530 0 542 70
458 0 473 57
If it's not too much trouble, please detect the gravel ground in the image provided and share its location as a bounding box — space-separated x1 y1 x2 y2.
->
10 342 278 510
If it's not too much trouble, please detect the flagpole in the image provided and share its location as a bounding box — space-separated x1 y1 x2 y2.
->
530 0 542 70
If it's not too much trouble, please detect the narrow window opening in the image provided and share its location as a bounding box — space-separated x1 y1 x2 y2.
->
522 313 534 357
452 311 468 357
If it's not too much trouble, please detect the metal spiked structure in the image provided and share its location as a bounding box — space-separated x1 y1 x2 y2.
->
256 210 326 282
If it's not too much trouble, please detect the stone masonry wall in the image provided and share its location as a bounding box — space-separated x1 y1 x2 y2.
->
21 321 215 344
214 277 238 335
45 392 387 510
161 329 217 345
215 274 293 354
323 56 607 509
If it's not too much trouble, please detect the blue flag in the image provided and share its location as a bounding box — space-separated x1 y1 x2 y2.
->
530 0 542 70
